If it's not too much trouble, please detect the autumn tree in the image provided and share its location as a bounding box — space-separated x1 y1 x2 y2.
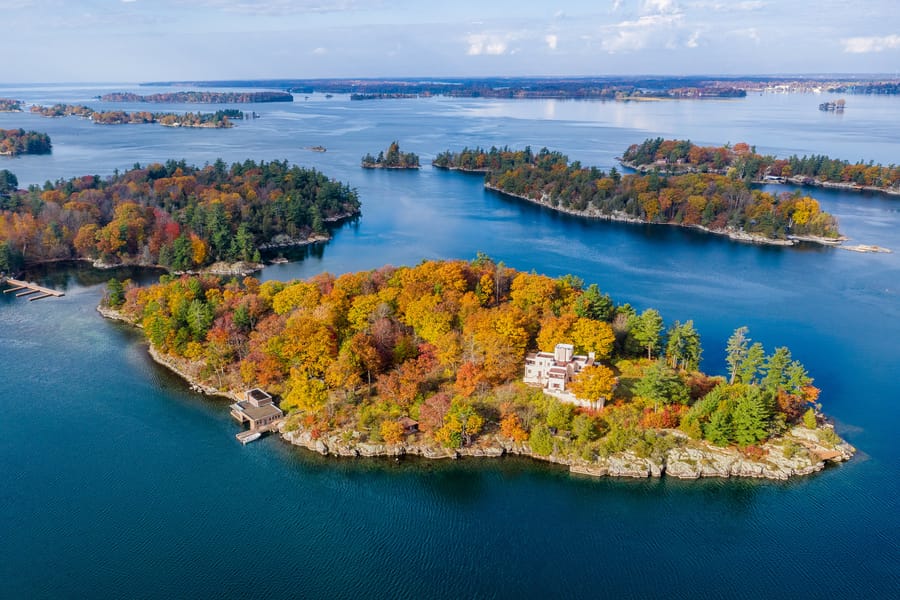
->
569 364 616 409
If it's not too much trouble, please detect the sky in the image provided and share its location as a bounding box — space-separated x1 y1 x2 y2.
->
1 0 898 82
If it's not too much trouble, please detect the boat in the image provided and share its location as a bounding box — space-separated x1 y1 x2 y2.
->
270 257 289 264
236 431 261 444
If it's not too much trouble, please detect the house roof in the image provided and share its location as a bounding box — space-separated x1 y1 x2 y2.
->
231 400 283 422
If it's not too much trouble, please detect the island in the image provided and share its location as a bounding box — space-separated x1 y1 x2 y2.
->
98 256 854 480
620 137 900 196
101 91 293 103
361 141 420 169
434 146 842 246
0 98 23 112
819 99 845 112
0 159 359 274
30 104 245 128
0 128 52 156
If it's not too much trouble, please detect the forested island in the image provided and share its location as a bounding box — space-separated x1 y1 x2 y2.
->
30 104 245 128
0 98 23 112
621 137 900 195
0 159 359 274
100 256 853 479
361 141 420 169
0 129 52 156
434 146 841 244
101 91 293 103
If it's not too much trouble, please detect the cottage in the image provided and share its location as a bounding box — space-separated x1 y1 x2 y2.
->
230 388 283 432
397 417 419 434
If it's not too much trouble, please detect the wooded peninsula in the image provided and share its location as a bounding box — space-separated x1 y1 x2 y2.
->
0 128 52 156
434 146 842 244
30 104 245 128
621 137 900 196
0 160 359 274
100 256 854 479
101 91 293 103
361 141 420 169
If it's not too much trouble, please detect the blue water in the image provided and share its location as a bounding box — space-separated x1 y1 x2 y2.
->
1 86 898 598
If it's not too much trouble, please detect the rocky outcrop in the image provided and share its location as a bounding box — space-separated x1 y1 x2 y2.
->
280 422 855 481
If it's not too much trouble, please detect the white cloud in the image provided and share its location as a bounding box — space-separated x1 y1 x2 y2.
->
545 34 558 50
600 13 683 53
312 46 327 55
177 0 372 15
642 0 678 14
841 34 900 53
687 0 767 10
466 33 511 56
686 30 700 48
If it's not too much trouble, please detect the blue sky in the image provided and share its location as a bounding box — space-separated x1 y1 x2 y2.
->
1 0 898 82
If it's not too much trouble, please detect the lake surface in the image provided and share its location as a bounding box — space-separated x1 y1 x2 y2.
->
1 86 898 598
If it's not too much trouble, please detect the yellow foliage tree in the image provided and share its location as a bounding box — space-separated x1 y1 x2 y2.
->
569 364 617 408
570 318 615 359
282 368 328 414
272 281 322 315
380 420 405 444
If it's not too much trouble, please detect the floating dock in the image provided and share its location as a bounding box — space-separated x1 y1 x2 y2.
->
2 278 65 301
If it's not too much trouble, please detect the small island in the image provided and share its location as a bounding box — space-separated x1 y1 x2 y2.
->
30 104 245 128
620 137 900 196
100 91 294 103
819 99 845 112
99 256 853 480
0 128 52 156
435 146 842 246
0 98 23 112
0 159 359 274
362 141 420 169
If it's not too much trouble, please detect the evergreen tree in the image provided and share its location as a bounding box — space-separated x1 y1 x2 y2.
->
574 283 613 321
738 342 765 384
762 347 792 394
704 407 733 446
725 326 750 384
732 387 770 446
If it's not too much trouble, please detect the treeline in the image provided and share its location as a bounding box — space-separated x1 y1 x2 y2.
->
101 91 293 103
31 104 243 128
108 257 824 456
434 146 840 240
361 141 420 169
0 98 22 112
622 137 900 190
0 129 52 156
0 159 359 272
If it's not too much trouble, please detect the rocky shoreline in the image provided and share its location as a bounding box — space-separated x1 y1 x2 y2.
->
96 304 855 481
484 184 846 248
282 422 854 480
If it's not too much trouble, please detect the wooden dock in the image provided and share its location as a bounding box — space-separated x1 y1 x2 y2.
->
1 277 65 301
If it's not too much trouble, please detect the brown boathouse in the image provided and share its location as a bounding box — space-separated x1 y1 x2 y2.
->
230 388 283 432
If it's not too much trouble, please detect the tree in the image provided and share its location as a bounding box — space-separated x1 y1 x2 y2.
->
570 318 615 359
732 387 770 446
630 309 664 359
665 320 702 371
574 284 613 321
569 364 616 409
738 342 765 385
106 278 125 308
282 368 328 414
762 346 792 394
499 413 528 442
704 407 733 446
725 326 750 384
380 420 405 444
632 361 690 409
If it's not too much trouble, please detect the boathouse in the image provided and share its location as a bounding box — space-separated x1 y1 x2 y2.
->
230 388 283 431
